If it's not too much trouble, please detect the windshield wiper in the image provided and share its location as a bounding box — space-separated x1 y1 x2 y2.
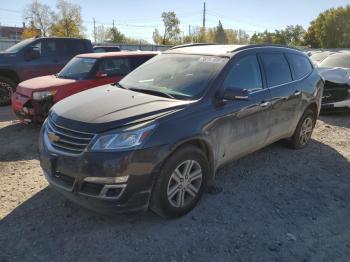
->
114 82 129 90
129 88 175 99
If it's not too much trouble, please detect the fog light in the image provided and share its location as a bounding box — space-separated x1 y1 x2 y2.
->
84 176 129 184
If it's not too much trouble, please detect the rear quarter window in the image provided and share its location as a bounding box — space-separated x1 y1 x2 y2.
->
260 53 292 87
286 53 313 80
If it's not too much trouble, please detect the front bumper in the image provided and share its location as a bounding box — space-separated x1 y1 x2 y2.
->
322 98 350 110
11 92 52 123
39 128 168 214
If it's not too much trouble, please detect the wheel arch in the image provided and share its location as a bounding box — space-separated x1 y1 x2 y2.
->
0 69 20 85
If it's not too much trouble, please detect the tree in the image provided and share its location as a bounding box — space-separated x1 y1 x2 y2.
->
153 11 181 45
22 21 40 39
108 27 125 43
23 0 54 37
214 21 228 44
95 25 109 43
50 0 84 37
304 5 350 48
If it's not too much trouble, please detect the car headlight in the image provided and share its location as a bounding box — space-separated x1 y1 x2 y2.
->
91 123 157 151
33 90 56 101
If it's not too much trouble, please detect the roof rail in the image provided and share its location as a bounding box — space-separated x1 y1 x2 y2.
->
169 43 215 50
232 44 301 52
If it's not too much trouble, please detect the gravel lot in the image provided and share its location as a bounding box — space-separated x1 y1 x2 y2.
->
0 105 349 262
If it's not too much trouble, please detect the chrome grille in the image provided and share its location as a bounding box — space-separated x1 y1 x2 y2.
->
45 118 94 154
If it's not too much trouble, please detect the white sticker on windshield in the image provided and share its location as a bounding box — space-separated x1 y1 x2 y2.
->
199 57 224 63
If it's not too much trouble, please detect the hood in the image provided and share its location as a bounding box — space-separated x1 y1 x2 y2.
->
317 67 350 85
16 75 77 97
0 52 16 66
51 85 192 133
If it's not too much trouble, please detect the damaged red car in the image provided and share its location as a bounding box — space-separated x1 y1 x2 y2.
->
12 51 158 123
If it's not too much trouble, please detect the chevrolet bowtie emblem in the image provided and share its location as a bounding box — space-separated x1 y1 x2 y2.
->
48 132 60 142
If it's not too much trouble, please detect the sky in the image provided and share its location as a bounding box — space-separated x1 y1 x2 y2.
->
0 0 349 43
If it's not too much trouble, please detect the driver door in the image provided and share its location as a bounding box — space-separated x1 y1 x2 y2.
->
212 53 273 165
19 39 61 80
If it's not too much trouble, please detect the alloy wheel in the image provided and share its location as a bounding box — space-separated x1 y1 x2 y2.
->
167 160 203 208
299 117 313 146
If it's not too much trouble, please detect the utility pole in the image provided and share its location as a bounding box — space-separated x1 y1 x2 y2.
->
202 1 206 31
93 18 96 43
188 25 191 36
112 19 115 29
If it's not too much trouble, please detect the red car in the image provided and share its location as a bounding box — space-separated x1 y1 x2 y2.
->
12 51 158 123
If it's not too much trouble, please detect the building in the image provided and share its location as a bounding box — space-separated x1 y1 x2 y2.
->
0 26 24 40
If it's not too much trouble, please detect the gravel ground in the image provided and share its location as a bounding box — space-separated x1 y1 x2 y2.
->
0 105 349 262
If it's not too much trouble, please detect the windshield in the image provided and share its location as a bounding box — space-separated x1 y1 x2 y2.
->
119 54 227 100
57 57 97 80
310 52 333 62
319 54 350 69
3 39 35 53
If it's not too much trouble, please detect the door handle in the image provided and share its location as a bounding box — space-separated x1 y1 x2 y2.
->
259 101 271 108
294 90 301 96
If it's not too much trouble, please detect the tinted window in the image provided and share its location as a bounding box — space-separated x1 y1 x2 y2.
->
223 55 262 91
261 53 292 87
99 58 131 76
286 53 313 80
33 39 57 57
62 40 87 57
130 56 153 70
94 48 106 53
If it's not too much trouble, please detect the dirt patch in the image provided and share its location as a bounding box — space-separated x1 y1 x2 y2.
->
1 107 349 262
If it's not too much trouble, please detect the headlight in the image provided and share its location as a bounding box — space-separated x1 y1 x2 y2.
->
33 90 57 101
91 124 156 151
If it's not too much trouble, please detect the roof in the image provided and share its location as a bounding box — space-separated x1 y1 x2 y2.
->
165 44 302 56
77 51 159 59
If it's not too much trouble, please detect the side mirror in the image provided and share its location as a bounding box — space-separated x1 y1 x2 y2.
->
222 88 249 101
95 72 108 78
25 46 40 61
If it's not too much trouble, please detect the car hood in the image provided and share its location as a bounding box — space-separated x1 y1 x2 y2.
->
318 67 350 84
0 52 16 66
16 75 77 97
51 85 192 133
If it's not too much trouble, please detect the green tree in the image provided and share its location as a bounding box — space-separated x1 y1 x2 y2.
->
153 11 181 45
304 5 350 48
50 0 84 37
214 21 228 44
108 27 125 43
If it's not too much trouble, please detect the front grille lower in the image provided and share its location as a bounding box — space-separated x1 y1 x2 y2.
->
45 118 94 154
323 83 350 104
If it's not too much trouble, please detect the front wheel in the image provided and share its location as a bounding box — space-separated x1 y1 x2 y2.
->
0 77 16 106
150 145 209 218
289 109 316 149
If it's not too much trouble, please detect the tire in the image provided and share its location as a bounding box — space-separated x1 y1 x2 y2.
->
0 76 16 106
150 145 209 218
289 108 316 149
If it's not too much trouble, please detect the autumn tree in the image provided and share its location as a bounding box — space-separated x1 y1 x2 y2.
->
108 27 125 43
50 0 84 37
22 21 40 39
23 0 54 37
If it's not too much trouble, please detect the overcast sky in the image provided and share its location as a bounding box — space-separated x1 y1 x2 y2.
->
0 0 349 42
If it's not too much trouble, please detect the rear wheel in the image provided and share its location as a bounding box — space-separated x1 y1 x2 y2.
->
150 145 209 218
289 109 316 149
0 76 16 106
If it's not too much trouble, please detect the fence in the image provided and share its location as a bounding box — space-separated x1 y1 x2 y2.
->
0 38 19 51
95 43 172 51
0 38 171 52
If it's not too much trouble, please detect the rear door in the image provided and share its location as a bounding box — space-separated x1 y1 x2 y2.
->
259 52 301 142
214 53 273 164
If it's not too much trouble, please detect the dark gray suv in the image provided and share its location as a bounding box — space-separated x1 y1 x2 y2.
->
39 44 324 218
